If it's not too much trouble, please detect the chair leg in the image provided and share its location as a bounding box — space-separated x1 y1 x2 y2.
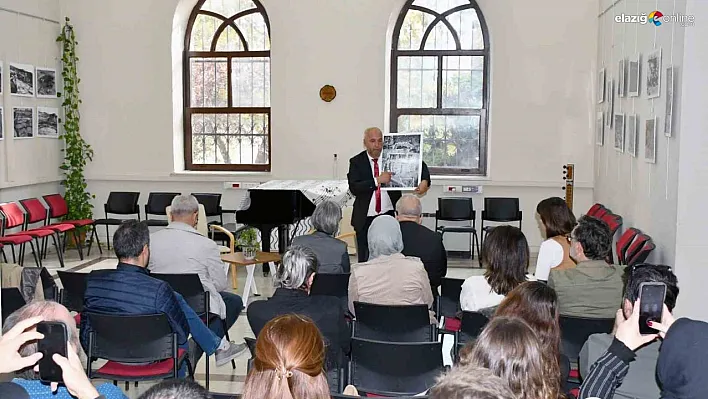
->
474 233 482 267
52 235 65 268
0 248 6 263
125 381 129 391
105 225 110 251
11 246 17 264
223 320 236 369
29 241 41 268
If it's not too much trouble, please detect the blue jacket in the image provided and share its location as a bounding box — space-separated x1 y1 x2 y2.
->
80 263 190 352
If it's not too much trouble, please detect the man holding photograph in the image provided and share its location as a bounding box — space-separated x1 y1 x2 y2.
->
347 127 431 262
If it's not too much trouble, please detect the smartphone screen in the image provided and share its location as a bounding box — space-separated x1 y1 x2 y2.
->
36 321 68 383
639 283 666 335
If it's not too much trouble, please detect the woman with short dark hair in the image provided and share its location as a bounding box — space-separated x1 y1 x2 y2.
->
534 197 577 281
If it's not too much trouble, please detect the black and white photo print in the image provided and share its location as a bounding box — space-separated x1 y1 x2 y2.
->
627 114 638 157
596 112 604 146
618 59 626 98
10 63 35 97
381 132 423 190
614 113 625 152
0 62 3 95
13 107 34 139
646 49 662 99
36 67 57 98
598 68 605 103
665 66 675 137
0 107 4 140
645 117 658 164
628 55 641 97
37 107 59 137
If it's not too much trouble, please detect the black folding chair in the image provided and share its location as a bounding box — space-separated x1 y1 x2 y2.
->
93 192 141 249
349 337 443 396
559 315 614 363
85 313 192 390
57 270 89 313
481 197 522 242
310 273 350 314
144 192 181 227
454 311 489 361
435 197 481 264
1 288 27 323
352 302 435 342
436 277 464 320
191 193 223 225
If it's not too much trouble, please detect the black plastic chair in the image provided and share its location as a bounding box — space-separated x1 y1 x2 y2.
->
454 311 489 360
481 197 522 242
349 337 443 396
144 192 181 227
57 270 89 313
93 192 141 249
559 315 614 362
209 395 241 399
191 193 223 225
352 302 435 342
85 313 192 389
310 273 350 314
435 197 481 263
1 288 26 323
436 277 464 320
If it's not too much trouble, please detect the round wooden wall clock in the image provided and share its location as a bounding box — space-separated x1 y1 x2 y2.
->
319 85 336 102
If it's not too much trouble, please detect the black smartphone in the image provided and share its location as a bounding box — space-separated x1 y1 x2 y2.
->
36 321 68 383
638 282 666 335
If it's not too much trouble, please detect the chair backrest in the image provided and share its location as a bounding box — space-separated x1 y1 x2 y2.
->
209 394 241 399
616 228 641 265
145 192 181 217
349 338 443 396
19 198 48 225
85 313 176 364
482 197 521 222
0 203 26 230
437 197 475 221
594 207 609 218
42 194 69 219
628 238 655 266
437 277 464 318
310 273 350 297
559 315 614 361
600 213 623 236
459 311 489 340
624 233 651 266
191 193 222 217
57 271 89 313
151 273 208 315
105 192 141 215
353 302 433 342
1 288 27 323
586 203 605 217
332 395 427 399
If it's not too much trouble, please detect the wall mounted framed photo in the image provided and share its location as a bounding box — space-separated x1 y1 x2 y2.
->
37 107 59 138
0 107 4 140
606 79 614 128
646 48 662 99
36 67 57 99
614 113 625 152
13 107 35 139
665 66 676 137
618 59 626 98
0 62 3 95
9 63 35 97
598 68 605 103
626 114 638 157
644 116 658 164
628 55 641 97
596 111 604 146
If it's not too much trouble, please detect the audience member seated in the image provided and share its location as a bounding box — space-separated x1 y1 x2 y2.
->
428 366 515 399
459 316 561 399
242 314 330 399
579 299 708 398
494 281 567 393
148 194 243 339
81 221 245 373
548 216 623 318
137 380 209 399
1 301 127 399
580 264 679 399
460 226 533 312
247 245 349 391
533 197 577 281
396 194 447 298
348 215 435 323
292 200 350 274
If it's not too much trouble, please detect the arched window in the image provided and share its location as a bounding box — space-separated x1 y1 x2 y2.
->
184 0 271 171
390 0 489 176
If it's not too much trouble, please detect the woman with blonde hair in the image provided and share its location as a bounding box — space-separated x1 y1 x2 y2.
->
242 314 330 399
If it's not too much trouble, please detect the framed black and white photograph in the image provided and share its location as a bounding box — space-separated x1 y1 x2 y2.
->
618 59 626 98
0 62 3 95
9 63 34 97
645 117 657 164
37 107 59 138
35 67 57 99
13 107 34 139
0 107 4 140
665 66 676 137
627 114 638 157
596 112 604 146
614 113 625 152
606 79 614 128
646 48 662 99
381 132 423 191
628 55 641 97
598 68 606 103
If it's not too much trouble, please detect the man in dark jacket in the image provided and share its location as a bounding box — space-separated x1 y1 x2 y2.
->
347 127 431 262
81 221 245 372
396 194 447 297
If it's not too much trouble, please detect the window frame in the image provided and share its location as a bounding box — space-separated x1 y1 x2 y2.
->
389 0 490 176
183 0 272 172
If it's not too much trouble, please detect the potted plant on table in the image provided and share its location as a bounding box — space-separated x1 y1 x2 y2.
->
239 227 259 260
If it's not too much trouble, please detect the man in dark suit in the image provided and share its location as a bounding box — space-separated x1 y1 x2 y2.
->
347 127 431 262
396 194 447 297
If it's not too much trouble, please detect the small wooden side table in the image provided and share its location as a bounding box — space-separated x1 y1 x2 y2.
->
221 251 281 306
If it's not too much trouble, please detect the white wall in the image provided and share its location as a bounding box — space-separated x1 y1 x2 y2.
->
57 0 597 251
593 0 685 264
0 0 62 201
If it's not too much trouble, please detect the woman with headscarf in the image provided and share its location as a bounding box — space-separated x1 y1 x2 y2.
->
347 215 435 323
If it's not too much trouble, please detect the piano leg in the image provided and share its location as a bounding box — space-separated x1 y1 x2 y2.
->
278 225 290 253
259 226 273 277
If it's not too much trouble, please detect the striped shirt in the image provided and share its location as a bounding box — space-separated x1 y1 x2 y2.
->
579 338 636 399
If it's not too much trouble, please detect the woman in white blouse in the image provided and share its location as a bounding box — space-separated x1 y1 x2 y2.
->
460 226 533 312
533 197 577 281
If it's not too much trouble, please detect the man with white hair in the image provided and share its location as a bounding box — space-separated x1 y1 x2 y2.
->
396 194 447 297
348 215 435 323
148 195 243 341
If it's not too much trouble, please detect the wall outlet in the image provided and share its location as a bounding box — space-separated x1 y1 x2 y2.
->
224 182 260 189
445 185 463 192
462 185 482 193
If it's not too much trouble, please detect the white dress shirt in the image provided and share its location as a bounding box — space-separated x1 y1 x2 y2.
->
366 153 393 217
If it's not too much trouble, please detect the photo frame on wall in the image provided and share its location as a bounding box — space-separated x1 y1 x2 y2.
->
598 68 606 103
9 63 35 97
646 48 662 99
37 107 59 138
0 107 4 140
614 113 625 152
0 62 3 95
13 107 35 139
35 67 57 99
645 117 658 164
606 79 614 128
628 55 641 97
618 59 626 98
665 66 676 137
626 114 638 157
596 112 604 146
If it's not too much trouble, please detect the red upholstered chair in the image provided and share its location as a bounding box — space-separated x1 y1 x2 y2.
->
42 194 102 256
0 202 66 268
599 213 623 263
627 236 655 266
616 228 641 265
586 203 605 217
19 198 82 261
0 203 48 267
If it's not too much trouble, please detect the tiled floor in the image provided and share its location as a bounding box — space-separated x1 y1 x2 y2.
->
33 247 534 397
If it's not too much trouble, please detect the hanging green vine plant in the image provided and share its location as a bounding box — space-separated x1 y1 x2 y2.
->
57 18 94 228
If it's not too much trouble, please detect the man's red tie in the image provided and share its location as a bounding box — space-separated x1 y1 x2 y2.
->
373 158 381 213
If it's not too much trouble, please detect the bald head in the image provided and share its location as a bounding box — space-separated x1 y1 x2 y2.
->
396 194 423 224
363 127 383 158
